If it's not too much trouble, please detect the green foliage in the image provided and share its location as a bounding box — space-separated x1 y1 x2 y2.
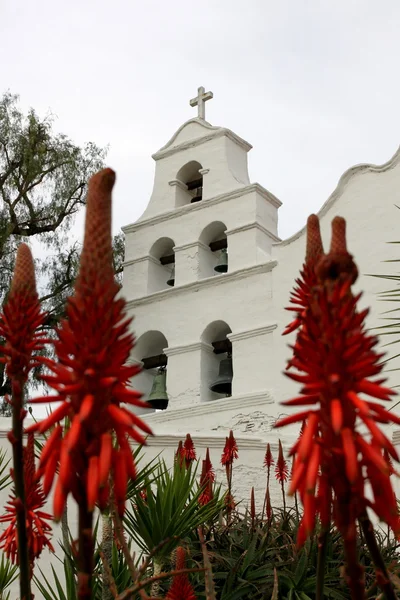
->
369 213 400 380
0 448 11 491
124 458 225 562
0 91 107 303
188 508 351 600
0 553 18 600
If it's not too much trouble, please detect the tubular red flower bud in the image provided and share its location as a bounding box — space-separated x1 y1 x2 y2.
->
166 546 197 600
30 169 152 520
275 440 289 484
183 434 197 467
0 433 54 566
283 214 324 337
0 244 45 380
199 448 214 506
263 443 274 470
276 213 400 570
175 440 185 467
221 430 239 466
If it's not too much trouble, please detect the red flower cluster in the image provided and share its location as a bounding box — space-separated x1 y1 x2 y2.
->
165 546 197 600
221 430 238 467
183 434 196 467
199 448 215 506
263 443 274 471
0 433 53 567
0 243 46 386
28 170 152 519
175 440 185 467
274 440 289 484
276 216 400 546
283 214 324 336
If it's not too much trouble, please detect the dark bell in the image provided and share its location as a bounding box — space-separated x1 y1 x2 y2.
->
147 368 169 410
209 355 233 396
214 248 228 274
167 265 175 287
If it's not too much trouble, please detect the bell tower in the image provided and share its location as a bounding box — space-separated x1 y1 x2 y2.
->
122 87 281 427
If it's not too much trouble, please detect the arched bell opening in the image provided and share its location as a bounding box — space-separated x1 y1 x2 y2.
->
200 320 233 402
198 221 228 280
176 160 204 205
148 237 176 292
130 331 169 412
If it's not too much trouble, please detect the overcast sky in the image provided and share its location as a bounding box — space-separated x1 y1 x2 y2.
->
2 0 400 242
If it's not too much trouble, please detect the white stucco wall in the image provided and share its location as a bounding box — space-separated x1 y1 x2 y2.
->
1 115 400 597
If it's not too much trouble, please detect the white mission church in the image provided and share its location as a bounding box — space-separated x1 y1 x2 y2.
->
1 87 400 594
122 86 400 498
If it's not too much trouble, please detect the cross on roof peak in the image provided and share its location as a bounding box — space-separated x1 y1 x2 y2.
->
189 86 213 120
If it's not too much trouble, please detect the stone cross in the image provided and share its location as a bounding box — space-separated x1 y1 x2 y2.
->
189 86 213 120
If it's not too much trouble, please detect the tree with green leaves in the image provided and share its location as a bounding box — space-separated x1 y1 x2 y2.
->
0 91 124 404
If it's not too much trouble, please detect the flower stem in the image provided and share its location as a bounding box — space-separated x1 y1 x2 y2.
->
11 378 32 600
358 511 396 600
316 527 329 600
294 490 299 522
262 472 270 520
343 535 365 600
77 498 94 600
101 513 114 600
280 480 286 514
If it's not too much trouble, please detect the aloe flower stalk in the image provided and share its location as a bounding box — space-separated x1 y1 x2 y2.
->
183 433 196 468
221 430 238 521
275 440 289 513
27 169 152 600
250 487 256 529
283 214 324 336
0 433 53 569
262 442 274 519
198 448 215 506
0 243 46 600
275 215 400 600
175 440 185 468
165 546 197 600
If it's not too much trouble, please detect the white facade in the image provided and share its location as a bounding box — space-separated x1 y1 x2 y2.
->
123 102 400 459
2 93 400 597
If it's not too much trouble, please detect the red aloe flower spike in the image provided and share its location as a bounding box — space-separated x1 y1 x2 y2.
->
204 448 215 482
275 440 289 484
199 448 215 506
262 442 274 519
221 430 239 466
0 243 46 381
284 214 324 337
28 169 152 600
166 546 197 600
30 169 151 519
175 440 185 468
275 440 289 512
198 463 213 506
266 487 273 521
250 487 256 528
0 433 54 570
184 434 196 468
263 443 274 471
306 214 324 264
276 215 400 599
221 431 238 524
0 243 46 600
